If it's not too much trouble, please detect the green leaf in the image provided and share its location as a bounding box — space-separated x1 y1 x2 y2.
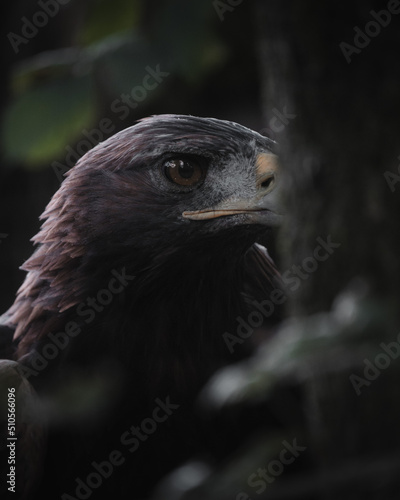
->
78 0 141 46
2 75 96 167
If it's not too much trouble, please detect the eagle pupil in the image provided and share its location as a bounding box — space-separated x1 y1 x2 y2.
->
178 160 194 179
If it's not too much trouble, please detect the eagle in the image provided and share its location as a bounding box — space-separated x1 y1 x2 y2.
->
0 115 284 499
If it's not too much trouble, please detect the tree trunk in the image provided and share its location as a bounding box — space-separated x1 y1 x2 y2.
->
255 1 400 498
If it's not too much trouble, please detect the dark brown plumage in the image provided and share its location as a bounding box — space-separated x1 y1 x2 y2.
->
1 115 284 499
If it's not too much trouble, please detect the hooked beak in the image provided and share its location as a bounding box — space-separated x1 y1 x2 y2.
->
182 153 284 226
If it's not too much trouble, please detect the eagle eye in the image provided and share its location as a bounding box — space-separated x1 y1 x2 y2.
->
163 157 205 187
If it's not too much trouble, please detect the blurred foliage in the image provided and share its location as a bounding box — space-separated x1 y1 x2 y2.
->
1 0 227 167
77 0 142 46
203 282 399 408
4 75 96 166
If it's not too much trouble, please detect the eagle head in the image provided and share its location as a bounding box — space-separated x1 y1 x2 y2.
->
6 114 283 370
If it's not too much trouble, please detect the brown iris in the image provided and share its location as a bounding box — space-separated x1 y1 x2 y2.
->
164 158 205 187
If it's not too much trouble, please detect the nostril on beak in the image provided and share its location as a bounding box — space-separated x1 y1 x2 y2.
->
258 173 275 191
